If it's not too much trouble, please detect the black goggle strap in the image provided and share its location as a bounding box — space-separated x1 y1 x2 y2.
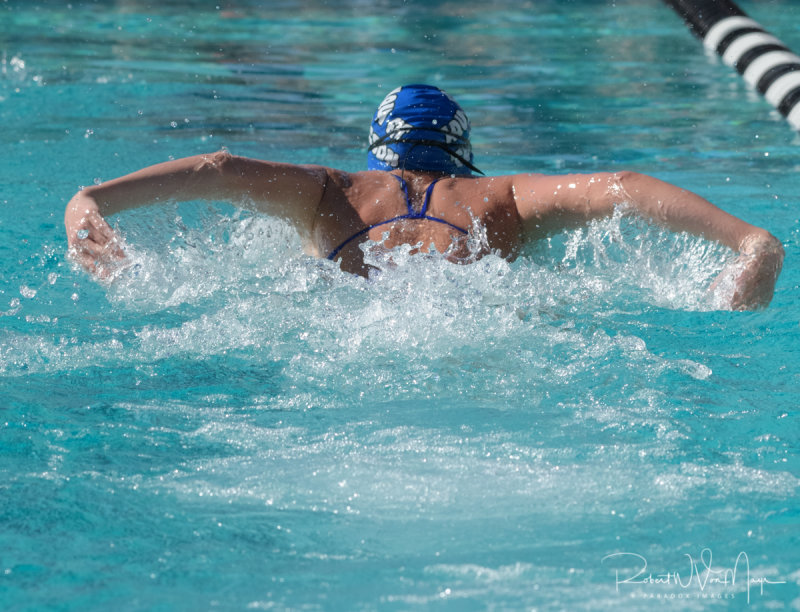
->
368 131 484 175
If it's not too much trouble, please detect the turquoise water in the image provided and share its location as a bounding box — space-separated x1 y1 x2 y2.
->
2 0 799 610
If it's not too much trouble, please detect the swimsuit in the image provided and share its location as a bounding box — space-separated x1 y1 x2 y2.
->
327 174 469 260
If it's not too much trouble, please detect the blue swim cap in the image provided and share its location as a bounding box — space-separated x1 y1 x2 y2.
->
367 84 481 175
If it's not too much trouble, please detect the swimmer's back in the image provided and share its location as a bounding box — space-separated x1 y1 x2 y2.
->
312 169 522 273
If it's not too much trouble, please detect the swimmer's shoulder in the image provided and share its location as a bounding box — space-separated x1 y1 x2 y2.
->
309 169 399 222
315 168 397 200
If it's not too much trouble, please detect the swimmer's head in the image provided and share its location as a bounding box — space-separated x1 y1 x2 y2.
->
367 84 482 175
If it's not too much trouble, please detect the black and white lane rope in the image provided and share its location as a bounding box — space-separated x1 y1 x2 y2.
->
663 0 800 129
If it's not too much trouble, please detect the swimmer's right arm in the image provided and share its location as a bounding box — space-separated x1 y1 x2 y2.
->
65 151 328 273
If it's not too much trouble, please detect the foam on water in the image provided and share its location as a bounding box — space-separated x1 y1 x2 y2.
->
4 204 730 387
32 205 721 418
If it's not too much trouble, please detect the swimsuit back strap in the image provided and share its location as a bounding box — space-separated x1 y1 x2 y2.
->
327 217 406 260
418 177 438 216
391 174 440 217
390 173 413 215
327 175 467 260
413 177 468 233
419 214 469 235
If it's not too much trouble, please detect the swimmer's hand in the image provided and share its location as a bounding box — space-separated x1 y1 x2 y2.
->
65 191 126 278
711 233 784 311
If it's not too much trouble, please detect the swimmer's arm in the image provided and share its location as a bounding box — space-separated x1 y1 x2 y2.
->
512 171 784 309
65 152 326 273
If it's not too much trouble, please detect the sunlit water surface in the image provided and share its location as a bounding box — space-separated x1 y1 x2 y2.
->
1 1 799 610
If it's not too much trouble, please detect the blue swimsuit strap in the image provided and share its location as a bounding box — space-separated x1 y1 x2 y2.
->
327 175 468 260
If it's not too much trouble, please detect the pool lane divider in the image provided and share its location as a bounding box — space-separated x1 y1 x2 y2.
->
662 0 800 129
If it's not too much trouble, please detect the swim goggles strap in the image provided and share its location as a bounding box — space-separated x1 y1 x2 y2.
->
367 131 484 175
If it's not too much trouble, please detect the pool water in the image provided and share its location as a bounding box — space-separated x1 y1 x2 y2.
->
1 0 798 610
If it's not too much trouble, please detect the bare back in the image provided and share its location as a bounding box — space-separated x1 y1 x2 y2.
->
313 170 522 274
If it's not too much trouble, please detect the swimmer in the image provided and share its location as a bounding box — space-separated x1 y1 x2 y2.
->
65 84 783 310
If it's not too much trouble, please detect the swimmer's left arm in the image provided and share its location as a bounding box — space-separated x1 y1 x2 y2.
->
65 152 328 274
512 171 784 309
67 152 325 228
